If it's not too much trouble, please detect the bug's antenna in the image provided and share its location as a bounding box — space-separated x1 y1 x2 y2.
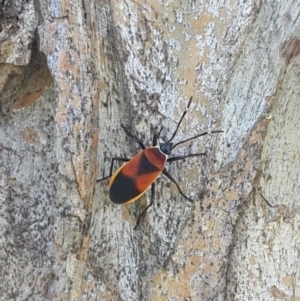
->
173 130 223 149
167 96 193 143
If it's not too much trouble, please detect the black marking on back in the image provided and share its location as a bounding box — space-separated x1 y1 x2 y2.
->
110 172 140 204
137 152 160 175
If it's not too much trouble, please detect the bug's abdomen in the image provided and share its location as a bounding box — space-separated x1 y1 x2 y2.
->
109 147 166 204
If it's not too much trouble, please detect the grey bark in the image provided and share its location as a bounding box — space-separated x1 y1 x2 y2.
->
0 0 299 301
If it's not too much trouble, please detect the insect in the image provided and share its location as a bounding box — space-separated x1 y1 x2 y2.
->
98 97 223 227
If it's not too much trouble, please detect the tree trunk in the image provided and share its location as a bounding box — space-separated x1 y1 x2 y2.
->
0 0 299 300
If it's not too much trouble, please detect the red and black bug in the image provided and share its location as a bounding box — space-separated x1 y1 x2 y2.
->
98 97 222 226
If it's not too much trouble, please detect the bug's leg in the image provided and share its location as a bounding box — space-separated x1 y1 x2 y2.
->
152 133 159 147
167 153 206 163
153 127 163 147
163 169 193 201
121 124 146 150
97 157 130 182
134 183 156 230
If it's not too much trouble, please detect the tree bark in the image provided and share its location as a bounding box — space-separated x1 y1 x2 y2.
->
0 0 299 300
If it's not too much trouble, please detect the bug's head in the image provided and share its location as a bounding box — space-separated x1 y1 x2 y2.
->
159 142 173 155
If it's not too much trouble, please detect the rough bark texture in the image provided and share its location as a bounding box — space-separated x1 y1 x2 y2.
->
0 0 299 301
